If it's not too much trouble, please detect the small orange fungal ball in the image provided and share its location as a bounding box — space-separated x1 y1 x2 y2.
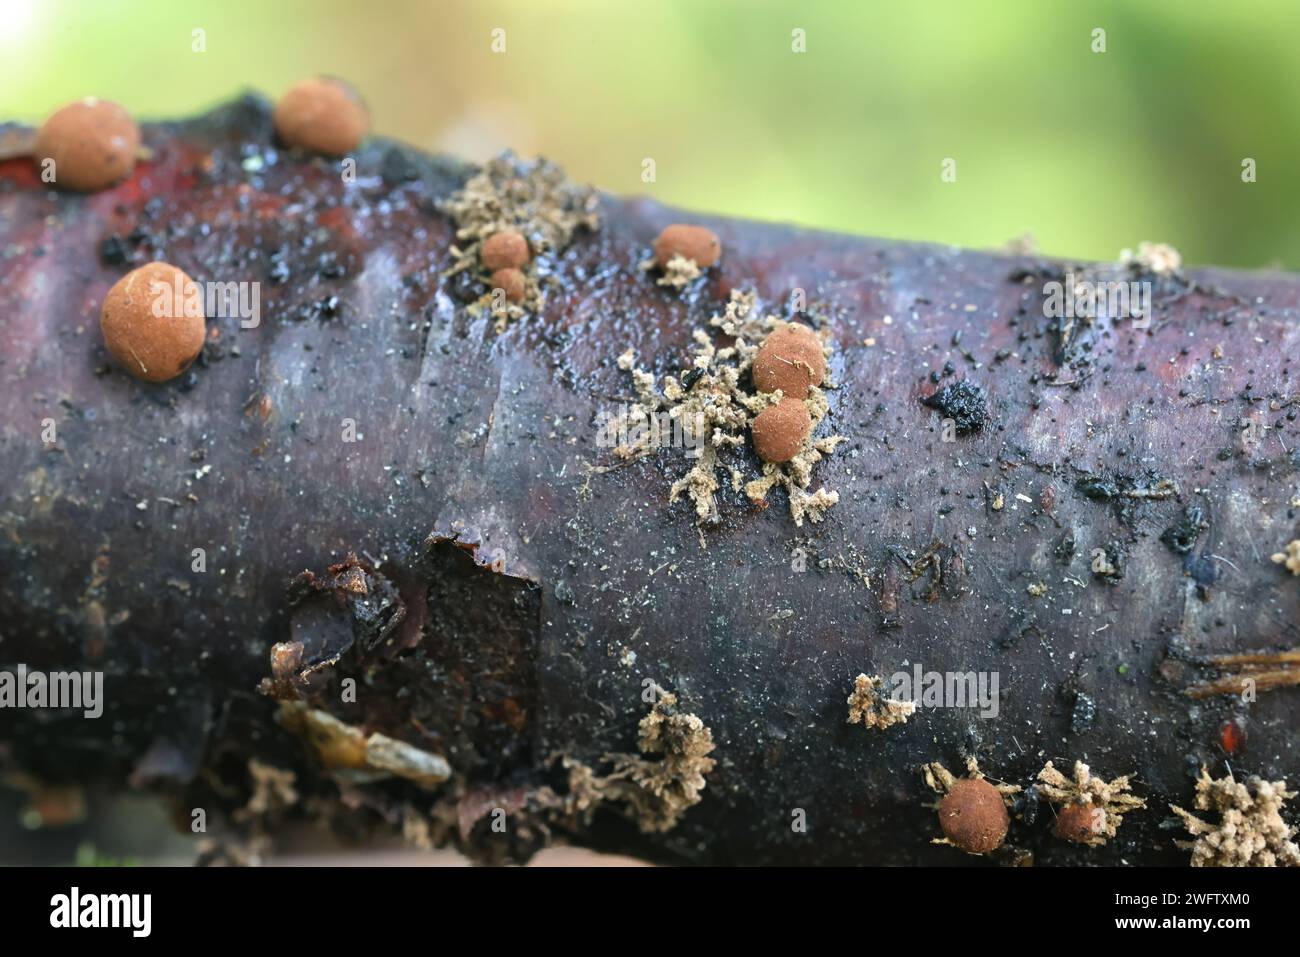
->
1054 802 1104 844
34 98 140 192
273 77 369 156
752 323 826 400
653 224 721 269
100 262 206 383
937 777 1009 854
751 397 812 464
482 231 530 271
490 267 527 304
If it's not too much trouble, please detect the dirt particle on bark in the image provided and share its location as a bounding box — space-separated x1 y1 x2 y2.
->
1090 540 1125 582
920 379 987 434
1161 504 1206 554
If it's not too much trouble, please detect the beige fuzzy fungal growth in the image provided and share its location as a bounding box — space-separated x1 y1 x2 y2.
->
1035 760 1145 847
197 759 300 866
651 252 703 288
1171 768 1300 867
846 673 915 731
441 153 599 329
1271 539 1300 576
1120 240 1182 277
608 289 844 527
562 691 716 834
622 692 716 814
244 759 299 817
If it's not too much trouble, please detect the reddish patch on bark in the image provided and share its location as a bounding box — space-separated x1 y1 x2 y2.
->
1219 717 1246 754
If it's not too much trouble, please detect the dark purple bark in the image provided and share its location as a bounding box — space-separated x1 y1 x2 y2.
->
1 96 1298 865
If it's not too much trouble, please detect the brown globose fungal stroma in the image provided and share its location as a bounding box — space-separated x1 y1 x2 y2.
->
481 230 530 271
752 322 826 399
100 262 206 383
273 77 369 156
751 397 812 464
1054 802 1105 844
938 777 1010 854
653 223 721 269
34 98 140 192
490 267 527 304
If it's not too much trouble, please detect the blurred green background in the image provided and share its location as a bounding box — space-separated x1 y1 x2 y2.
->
5 0 1298 269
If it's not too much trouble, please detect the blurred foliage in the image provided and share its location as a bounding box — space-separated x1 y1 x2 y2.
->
74 842 141 867
5 0 1298 268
